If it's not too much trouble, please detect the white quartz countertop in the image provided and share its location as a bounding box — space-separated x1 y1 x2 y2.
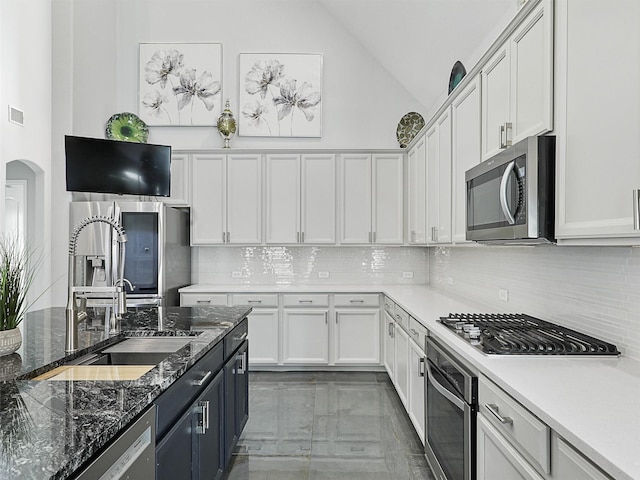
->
180 284 640 480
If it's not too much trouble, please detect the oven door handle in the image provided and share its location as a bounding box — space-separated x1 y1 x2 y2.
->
426 361 465 411
499 160 517 225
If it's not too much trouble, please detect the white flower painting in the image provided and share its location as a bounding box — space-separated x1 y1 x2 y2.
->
139 43 222 126
239 53 323 137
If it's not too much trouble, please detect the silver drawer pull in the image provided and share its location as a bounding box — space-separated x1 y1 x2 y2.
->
194 370 213 386
410 328 419 336
298 299 314 303
247 299 262 304
485 403 513 425
196 299 211 304
349 299 364 303
235 332 248 342
197 400 209 434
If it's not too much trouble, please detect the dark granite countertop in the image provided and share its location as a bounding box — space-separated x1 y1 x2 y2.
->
0 305 251 480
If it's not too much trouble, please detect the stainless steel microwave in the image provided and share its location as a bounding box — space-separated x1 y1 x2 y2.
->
465 136 555 244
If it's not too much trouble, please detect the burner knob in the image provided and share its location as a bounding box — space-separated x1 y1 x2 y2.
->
454 322 466 331
462 323 476 333
468 327 482 340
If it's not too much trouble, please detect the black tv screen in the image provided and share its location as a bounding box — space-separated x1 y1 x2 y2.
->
65 136 171 197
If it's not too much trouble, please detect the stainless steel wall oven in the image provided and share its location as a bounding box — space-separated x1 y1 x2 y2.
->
425 336 478 480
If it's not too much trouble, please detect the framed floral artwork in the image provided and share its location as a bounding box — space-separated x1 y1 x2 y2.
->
239 53 323 137
139 43 223 126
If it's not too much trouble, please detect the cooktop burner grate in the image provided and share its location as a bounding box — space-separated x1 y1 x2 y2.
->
439 313 620 355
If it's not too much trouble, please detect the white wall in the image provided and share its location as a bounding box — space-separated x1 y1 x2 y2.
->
0 0 53 309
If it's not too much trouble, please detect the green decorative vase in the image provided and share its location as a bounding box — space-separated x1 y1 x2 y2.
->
217 99 237 148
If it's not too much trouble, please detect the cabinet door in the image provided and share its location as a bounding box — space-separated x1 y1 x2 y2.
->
196 370 224 480
340 154 372 244
407 135 427 244
167 153 190 206
246 308 279 365
266 154 300 244
383 312 395 381
510 0 553 144
227 154 262 244
394 324 409 409
235 342 249 439
224 342 249 466
156 403 195 480
373 153 404 244
408 339 425 445
333 309 380 365
556 1 640 241
481 44 510 160
551 434 612 480
477 414 545 480
451 77 481 243
426 109 452 245
301 154 336 244
282 309 329 364
191 154 226 245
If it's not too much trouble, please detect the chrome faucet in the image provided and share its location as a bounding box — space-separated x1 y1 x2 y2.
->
65 215 128 353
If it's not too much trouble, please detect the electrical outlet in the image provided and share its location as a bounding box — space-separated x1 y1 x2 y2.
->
318 271 330 279
499 288 509 302
231 271 242 278
447 276 454 286
402 271 414 279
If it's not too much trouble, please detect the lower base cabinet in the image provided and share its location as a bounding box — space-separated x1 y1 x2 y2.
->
224 340 249 465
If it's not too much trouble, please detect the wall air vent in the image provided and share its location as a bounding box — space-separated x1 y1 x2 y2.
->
8 105 24 126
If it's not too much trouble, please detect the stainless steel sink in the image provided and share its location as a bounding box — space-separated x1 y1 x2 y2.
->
69 337 194 366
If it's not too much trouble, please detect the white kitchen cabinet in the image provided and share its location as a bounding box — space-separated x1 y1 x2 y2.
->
180 292 228 306
551 434 613 480
555 1 640 243
407 134 427 244
191 153 262 245
383 310 395 382
407 338 425 445
451 76 481 243
394 321 409 409
282 309 329 364
426 108 452 244
245 308 279 366
339 153 403 244
333 309 380 365
265 153 335 244
481 0 553 160
165 153 190 206
477 414 545 480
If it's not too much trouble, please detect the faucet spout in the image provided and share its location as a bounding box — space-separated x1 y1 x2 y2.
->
65 214 127 354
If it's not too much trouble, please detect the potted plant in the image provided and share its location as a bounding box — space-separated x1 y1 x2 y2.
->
0 237 41 356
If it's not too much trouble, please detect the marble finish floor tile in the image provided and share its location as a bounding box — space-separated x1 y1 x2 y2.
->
227 372 434 480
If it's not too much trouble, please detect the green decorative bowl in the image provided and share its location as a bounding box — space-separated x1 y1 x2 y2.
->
106 112 149 143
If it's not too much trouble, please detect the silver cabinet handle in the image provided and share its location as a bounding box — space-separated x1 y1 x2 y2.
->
301 231 305 243
222 231 226 243
349 299 364 304
499 160 517 225
196 299 211 304
389 322 394 338
237 351 247 375
297 232 300 243
499 122 513 149
410 328 419 337
485 403 514 425
197 400 209 434
418 357 425 377
634 190 640 230
194 370 212 386
247 299 262 304
235 332 248 342
298 299 314 304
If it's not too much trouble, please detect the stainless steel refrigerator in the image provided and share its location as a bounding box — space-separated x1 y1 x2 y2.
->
69 201 191 307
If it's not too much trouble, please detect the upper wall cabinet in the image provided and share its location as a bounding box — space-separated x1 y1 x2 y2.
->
555 0 640 244
426 108 452 245
408 134 427 245
265 153 336 244
191 153 262 245
481 0 553 161
340 153 403 244
165 153 190 206
451 76 481 244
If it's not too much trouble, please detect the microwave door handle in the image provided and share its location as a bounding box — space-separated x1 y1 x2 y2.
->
426 361 465 411
499 160 517 225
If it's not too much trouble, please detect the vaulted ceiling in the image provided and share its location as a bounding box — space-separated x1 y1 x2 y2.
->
318 0 516 112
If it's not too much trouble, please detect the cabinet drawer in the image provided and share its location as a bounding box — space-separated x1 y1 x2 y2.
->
181 293 228 306
333 293 380 307
225 318 249 357
479 376 550 474
155 341 224 440
383 296 395 314
231 294 279 308
393 304 409 331
408 316 428 351
282 294 330 307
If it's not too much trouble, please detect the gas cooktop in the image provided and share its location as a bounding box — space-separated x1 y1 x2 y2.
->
439 313 620 356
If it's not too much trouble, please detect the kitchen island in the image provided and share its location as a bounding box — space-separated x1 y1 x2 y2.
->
0 305 251 480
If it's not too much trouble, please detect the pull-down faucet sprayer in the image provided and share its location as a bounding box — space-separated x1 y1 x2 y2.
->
65 215 128 353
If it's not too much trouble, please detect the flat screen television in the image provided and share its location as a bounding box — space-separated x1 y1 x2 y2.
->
65 135 171 197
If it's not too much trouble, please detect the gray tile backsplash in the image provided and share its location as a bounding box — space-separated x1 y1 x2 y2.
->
193 246 428 286
430 245 640 360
